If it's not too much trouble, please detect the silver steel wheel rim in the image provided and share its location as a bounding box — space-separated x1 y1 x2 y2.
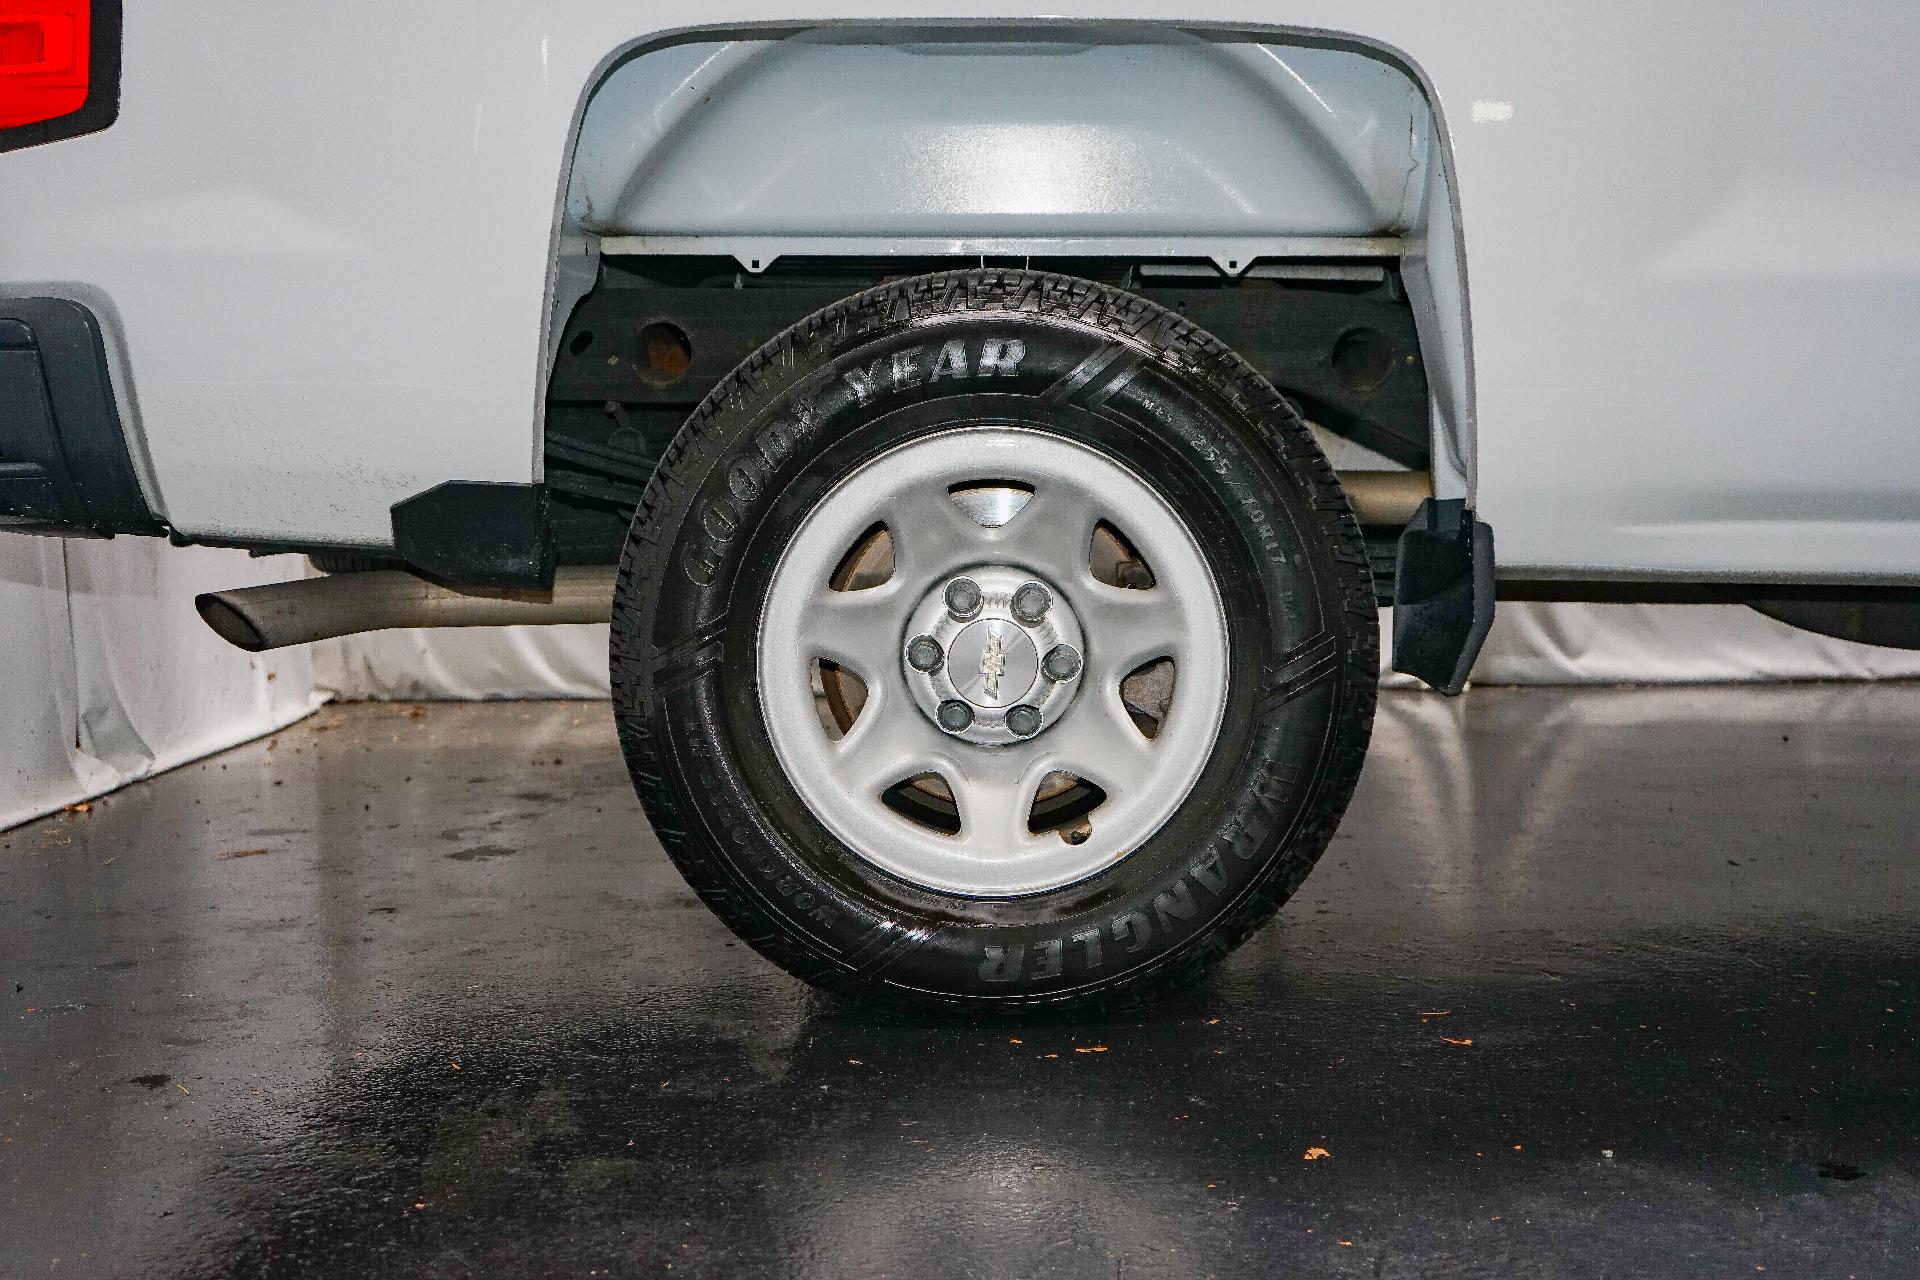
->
757 427 1229 897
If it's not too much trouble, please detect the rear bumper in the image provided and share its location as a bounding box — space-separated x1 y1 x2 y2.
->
0 297 161 536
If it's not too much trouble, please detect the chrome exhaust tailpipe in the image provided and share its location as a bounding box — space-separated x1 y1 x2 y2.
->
195 566 616 653
199 470 1425 654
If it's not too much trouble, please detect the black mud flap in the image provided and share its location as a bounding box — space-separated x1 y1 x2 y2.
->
1392 498 1495 695
391 481 554 589
0 297 162 537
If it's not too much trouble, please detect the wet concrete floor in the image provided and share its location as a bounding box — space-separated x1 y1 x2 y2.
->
2 686 1916 1278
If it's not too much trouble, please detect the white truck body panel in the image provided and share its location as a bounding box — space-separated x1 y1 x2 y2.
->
3 3 1916 580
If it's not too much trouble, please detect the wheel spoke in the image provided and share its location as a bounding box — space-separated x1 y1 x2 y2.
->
1040 687 1158 799
949 751 1051 855
1077 584 1191 678
795 583 912 681
1000 483 1102 589
885 482 996 582
827 689 950 796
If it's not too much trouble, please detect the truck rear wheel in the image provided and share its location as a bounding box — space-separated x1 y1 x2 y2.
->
611 270 1377 1007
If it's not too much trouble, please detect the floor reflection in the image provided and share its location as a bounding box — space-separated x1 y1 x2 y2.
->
1 690 1915 1278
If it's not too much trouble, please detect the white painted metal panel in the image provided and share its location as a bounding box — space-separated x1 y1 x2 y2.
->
1 3 1914 581
570 34 1430 240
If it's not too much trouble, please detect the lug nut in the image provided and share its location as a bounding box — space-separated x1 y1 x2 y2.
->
1042 644 1082 682
1011 581 1052 625
944 577 983 620
1005 705 1043 738
906 634 944 672
937 700 975 732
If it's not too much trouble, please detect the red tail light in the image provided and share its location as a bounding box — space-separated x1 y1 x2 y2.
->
0 2 89 129
0 0 115 149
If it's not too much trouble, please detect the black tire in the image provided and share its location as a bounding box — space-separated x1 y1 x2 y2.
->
611 270 1377 1009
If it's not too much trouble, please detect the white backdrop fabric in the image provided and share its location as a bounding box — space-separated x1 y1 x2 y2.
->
7 534 1916 835
314 623 611 701
0 537 323 829
1453 602 1920 685
316 602 1920 701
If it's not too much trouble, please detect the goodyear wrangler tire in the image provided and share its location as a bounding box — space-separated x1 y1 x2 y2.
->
611 270 1377 1008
